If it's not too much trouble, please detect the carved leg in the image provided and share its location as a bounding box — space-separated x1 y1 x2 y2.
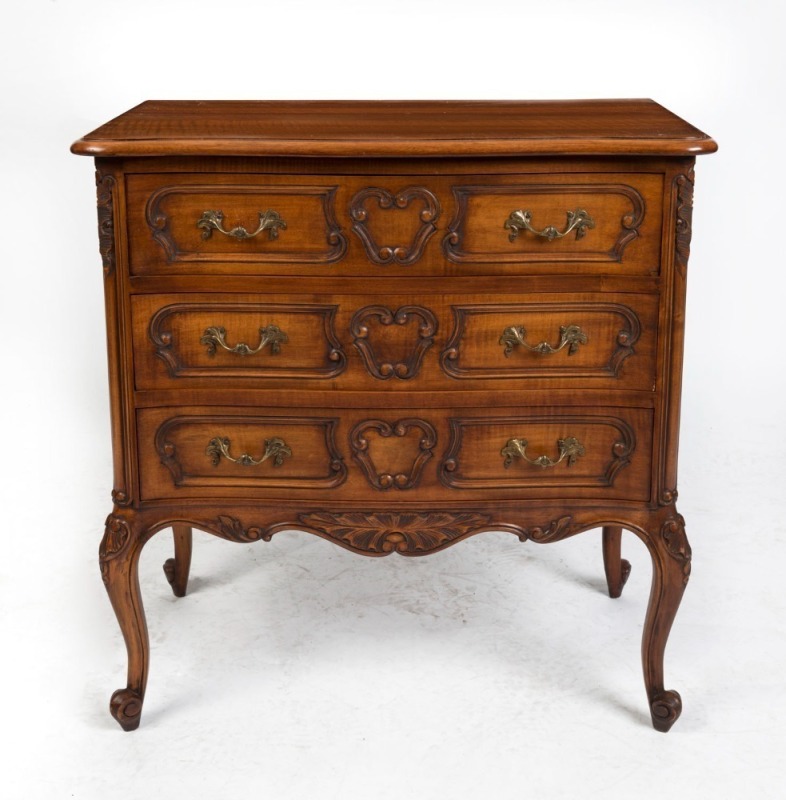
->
640 513 692 732
602 525 631 598
100 512 152 732
163 525 193 597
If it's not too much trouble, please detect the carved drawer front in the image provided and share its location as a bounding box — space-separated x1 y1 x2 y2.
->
441 295 657 389
443 173 663 274
439 408 653 501
133 295 346 388
128 174 347 274
138 409 347 500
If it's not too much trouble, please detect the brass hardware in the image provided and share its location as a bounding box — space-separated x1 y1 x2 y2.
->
504 209 595 242
200 324 288 356
206 436 292 467
197 209 287 241
499 324 588 357
501 436 585 469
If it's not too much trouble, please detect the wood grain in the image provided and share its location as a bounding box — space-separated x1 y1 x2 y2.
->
75 101 715 732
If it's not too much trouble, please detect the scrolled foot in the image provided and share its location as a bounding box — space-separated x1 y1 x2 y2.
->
614 558 632 598
649 689 682 732
110 688 144 731
162 558 186 597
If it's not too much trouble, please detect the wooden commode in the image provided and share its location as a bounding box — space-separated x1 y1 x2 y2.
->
71 100 717 731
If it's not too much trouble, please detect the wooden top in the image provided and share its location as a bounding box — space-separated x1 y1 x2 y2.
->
71 99 717 158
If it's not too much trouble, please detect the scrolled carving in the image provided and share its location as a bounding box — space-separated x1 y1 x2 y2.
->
660 514 691 586
350 305 437 380
350 186 440 265
649 690 683 733
350 418 437 490
215 515 273 543
674 167 695 277
95 171 116 276
110 688 144 732
299 511 492 555
99 514 132 585
516 515 573 543
111 489 132 507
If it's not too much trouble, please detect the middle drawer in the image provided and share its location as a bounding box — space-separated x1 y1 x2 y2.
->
132 292 659 392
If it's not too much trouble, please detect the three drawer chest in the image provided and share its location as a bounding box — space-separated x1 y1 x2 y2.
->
72 100 717 732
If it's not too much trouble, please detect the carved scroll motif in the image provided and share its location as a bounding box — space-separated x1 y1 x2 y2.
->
350 186 440 265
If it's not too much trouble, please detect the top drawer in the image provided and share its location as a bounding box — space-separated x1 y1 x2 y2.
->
126 171 664 276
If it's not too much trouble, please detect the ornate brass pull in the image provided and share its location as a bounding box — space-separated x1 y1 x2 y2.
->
501 437 585 469
200 324 288 356
206 436 292 467
499 324 588 357
197 209 287 241
504 209 595 242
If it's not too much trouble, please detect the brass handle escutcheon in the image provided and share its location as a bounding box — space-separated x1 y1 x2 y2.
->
501 436 585 469
206 436 292 467
499 324 588 357
197 209 287 241
200 324 288 356
504 209 595 242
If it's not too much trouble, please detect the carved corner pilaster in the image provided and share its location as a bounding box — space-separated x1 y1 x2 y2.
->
674 167 695 277
95 171 117 277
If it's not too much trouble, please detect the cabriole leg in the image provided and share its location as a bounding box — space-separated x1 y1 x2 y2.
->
640 512 692 732
163 525 193 598
100 511 153 732
602 525 631 598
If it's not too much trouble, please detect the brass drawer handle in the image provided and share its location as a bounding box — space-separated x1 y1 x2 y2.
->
501 436 585 469
504 209 595 242
499 324 588 357
197 209 287 241
200 324 288 356
206 436 292 467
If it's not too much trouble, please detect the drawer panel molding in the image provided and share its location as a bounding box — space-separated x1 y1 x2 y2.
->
441 302 641 380
349 186 440 265
351 304 438 380
152 414 346 492
443 182 646 264
144 183 347 264
147 302 346 380
350 418 437 490
440 414 636 491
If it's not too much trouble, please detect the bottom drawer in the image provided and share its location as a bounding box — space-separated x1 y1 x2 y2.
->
137 405 653 501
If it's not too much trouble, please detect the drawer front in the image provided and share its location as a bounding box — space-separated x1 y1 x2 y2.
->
443 174 663 273
139 410 347 499
441 297 657 383
439 411 651 498
136 298 346 384
138 406 652 502
132 293 658 391
129 175 347 271
126 172 663 276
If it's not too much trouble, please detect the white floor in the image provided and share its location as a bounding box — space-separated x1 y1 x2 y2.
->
3 443 785 799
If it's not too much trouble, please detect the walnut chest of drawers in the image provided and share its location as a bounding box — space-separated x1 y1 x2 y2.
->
72 100 716 732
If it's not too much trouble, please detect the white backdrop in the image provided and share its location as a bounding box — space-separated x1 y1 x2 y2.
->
1 1 785 798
